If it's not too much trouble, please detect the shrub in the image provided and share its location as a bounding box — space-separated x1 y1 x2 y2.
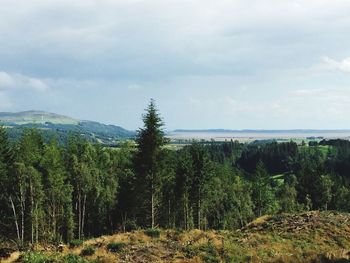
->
69 239 84 248
124 220 138 232
144 228 161 238
106 242 126 253
201 245 220 263
22 252 50 263
183 243 220 263
80 246 95 256
61 254 88 263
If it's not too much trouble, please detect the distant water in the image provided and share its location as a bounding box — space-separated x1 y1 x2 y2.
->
167 130 350 142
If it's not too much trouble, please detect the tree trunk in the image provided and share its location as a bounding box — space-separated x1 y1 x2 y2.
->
183 197 187 230
35 203 39 244
10 197 20 245
82 194 86 238
168 199 171 228
20 190 25 246
78 193 81 240
197 187 201 230
30 183 34 244
151 183 155 229
52 199 57 240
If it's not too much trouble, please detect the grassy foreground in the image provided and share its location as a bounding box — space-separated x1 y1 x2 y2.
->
2 211 350 263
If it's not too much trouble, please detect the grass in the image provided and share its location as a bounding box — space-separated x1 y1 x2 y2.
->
80 246 95 256
106 242 126 253
143 228 161 238
69 239 84 248
11 211 350 263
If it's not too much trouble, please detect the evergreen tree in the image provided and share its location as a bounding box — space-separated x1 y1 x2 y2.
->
188 144 211 229
134 99 166 228
174 148 194 230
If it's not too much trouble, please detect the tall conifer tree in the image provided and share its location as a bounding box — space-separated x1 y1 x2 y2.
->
135 99 166 228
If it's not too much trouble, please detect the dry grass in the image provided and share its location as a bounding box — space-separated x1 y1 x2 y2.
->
3 211 350 262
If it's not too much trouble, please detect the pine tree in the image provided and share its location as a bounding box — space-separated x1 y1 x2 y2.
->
188 143 211 230
134 99 166 228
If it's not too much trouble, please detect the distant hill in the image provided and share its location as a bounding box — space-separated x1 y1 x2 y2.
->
0 110 79 125
173 129 350 133
0 110 135 145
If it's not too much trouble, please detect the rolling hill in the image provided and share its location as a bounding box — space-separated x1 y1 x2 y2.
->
0 110 135 145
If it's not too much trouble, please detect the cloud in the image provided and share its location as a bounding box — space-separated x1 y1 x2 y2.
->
1 0 350 80
321 56 350 73
1 1 350 129
0 71 49 91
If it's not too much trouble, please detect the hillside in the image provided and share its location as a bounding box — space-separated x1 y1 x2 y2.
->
0 111 135 145
0 110 78 125
2 211 350 263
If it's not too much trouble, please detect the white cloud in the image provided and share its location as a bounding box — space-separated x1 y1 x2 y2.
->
321 56 350 73
0 1 350 128
0 71 49 91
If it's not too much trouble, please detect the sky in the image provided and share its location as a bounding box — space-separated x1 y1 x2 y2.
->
1 0 350 130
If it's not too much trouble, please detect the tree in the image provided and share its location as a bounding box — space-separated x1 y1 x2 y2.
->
66 137 95 239
41 139 73 242
251 161 279 217
278 174 299 213
114 141 136 232
188 144 211 230
13 129 44 246
174 148 194 230
0 127 14 238
316 174 334 211
134 99 166 228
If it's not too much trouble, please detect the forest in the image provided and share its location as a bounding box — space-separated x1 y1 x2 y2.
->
1 100 350 249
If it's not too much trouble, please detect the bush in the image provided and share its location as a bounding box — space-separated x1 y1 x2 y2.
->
106 242 126 253
124 219 138 232
69 239 84 248
80 246 95 256
144 228 161 238
200 243 220 263
61 254 89 263
183 243 220 263
22 252 50 263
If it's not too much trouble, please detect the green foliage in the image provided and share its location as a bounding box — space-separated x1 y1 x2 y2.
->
22 252 89 263
4 106 350 247
144 228 161 238
183 243 220 263
199 243 220 263
80 246 95 256
61 254 89 263
22 252 50 263
134 99 166 228
124 219 138 232
106 242 126 252
69 239 84 248
251 161 279 217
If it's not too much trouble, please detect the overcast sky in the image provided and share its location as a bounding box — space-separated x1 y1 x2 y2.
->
1 0 350 130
